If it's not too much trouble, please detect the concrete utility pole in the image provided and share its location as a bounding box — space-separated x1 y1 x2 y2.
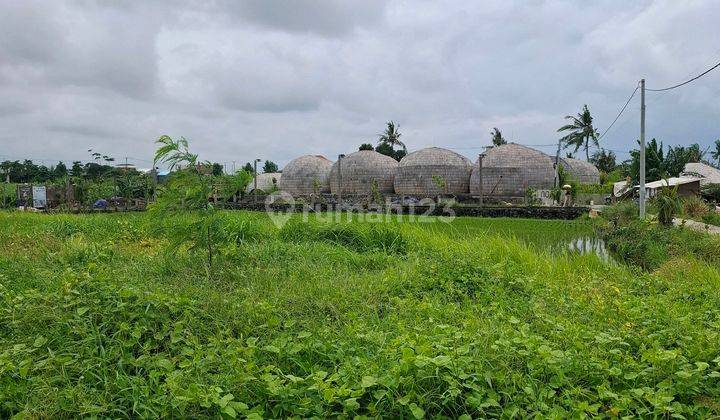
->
337 154 345 207
554 138 562 188
477 153 484 206
639 79 646 219
253 159 261 202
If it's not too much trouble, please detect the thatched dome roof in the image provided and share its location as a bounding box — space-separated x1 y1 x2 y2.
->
278 155 333 195
394 147 472 195
246 172 282 193
471 143 554 197
329 150 398 195
557 157 600 184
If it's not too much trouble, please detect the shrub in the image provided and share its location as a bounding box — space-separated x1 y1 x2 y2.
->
701 211 720 227
653 182 680 226
682 196 709 219
601 202 638 226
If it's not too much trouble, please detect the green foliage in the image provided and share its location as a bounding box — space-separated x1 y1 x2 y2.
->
682 196 709 219
2 212 720 417
279 219 408 254
604 219 720 270
629 139 703 183
590 149 616 173
575 183 613 195
221 170 253 199
557 104 598 160
430 174 447 194
654 181 681 226
150 135 221 276
712 139 720 165
491 127 506 146
0 184 16 208
524 187 541 206
262 160 278 173
602 202 639 226
600 168 623 185
701 184 720 203
701 212 720 227
358 143 374 151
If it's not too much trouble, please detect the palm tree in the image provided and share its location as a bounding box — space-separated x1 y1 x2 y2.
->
557 105 599 160
712 139 720 166
378 121 406 152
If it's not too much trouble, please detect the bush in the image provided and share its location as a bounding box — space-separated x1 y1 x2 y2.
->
604 220 720 270
653 183 680 226
0 184 16 208
701 211 720 227
682 196 709 219
601 202 638 226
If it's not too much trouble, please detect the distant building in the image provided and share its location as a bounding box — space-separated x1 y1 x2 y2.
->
640 177 701 199
682 162 720 186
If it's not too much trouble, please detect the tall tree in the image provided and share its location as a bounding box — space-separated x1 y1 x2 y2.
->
590 149 616 173
54 161 68 179
491 127 506 146
263 160 278 173
358 143 374 151
378 121 406 152
557 105 599 160
712 139 720 166
242 162 253 173
71 161 84 178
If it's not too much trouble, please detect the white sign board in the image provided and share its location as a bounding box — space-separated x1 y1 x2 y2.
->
534 189 555 206
32 186 47 208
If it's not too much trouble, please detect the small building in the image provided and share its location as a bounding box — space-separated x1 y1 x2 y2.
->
641 176 702 199
329 150 398 195
394 147 472 195
247 172 282 193
682 162 720 186
278 155 333 196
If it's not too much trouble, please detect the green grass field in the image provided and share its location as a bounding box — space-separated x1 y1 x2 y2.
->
1 211 719 417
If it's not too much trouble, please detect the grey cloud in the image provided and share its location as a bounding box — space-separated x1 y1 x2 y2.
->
1 0 719 169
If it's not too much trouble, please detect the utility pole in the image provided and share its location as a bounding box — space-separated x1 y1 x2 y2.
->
477 153 484 206
554 138 562 188
639 79 646 219
253 159 260 202
337 154 345 208
232 161 236 173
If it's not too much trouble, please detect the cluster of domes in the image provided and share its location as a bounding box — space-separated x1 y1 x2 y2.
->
273 143 600 198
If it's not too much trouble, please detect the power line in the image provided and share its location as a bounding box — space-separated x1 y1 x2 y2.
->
598 82 640 140
646 59 720 92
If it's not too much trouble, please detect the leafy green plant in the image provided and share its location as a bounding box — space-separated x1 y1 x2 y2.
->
682 196 709 219
654 179 681 226
150 135 223 277
431 174 447 195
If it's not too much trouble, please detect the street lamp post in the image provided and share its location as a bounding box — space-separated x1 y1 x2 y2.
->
477 153 485 207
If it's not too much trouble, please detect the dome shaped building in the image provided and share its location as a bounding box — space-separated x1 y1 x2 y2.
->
246 172 282 194
329 150 399 195
394 147 472 195
555 157 600 184
470 143 555 197
278 155 333 196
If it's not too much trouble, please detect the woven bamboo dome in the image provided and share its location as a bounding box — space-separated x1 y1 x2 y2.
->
329 150 399 195
246 172 282 193
278 155 333 195
471 143 554 197
394 147 472 195
554 157 601 184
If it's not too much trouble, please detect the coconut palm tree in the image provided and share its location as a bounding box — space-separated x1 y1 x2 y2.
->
557 105 599 160
712 139 720 166
378 121 406 152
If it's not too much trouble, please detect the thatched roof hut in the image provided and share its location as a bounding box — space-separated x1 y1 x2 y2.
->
278 155 333 195
329 150 398 195
394 147 472 195
555 157 600 184
471 143 554 197
246 172 282 193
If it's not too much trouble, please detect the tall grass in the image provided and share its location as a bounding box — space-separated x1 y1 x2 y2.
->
1 211 719 417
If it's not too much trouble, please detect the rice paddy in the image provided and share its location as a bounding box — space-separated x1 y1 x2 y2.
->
1 210 719 417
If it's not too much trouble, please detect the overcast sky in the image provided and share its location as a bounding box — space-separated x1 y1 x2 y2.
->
1 0 719 170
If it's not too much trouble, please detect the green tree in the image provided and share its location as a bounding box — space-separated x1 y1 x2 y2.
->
378 121 406 152
590 149 616 173
1 161 12 183
712 139 720 165
491 127 506 146
557 105 599 160
211 163 224 176
53 161 68 179
263 160 278 173
151 135 223 278
70 161 84 178
358 143 374 151
242 162 253 173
